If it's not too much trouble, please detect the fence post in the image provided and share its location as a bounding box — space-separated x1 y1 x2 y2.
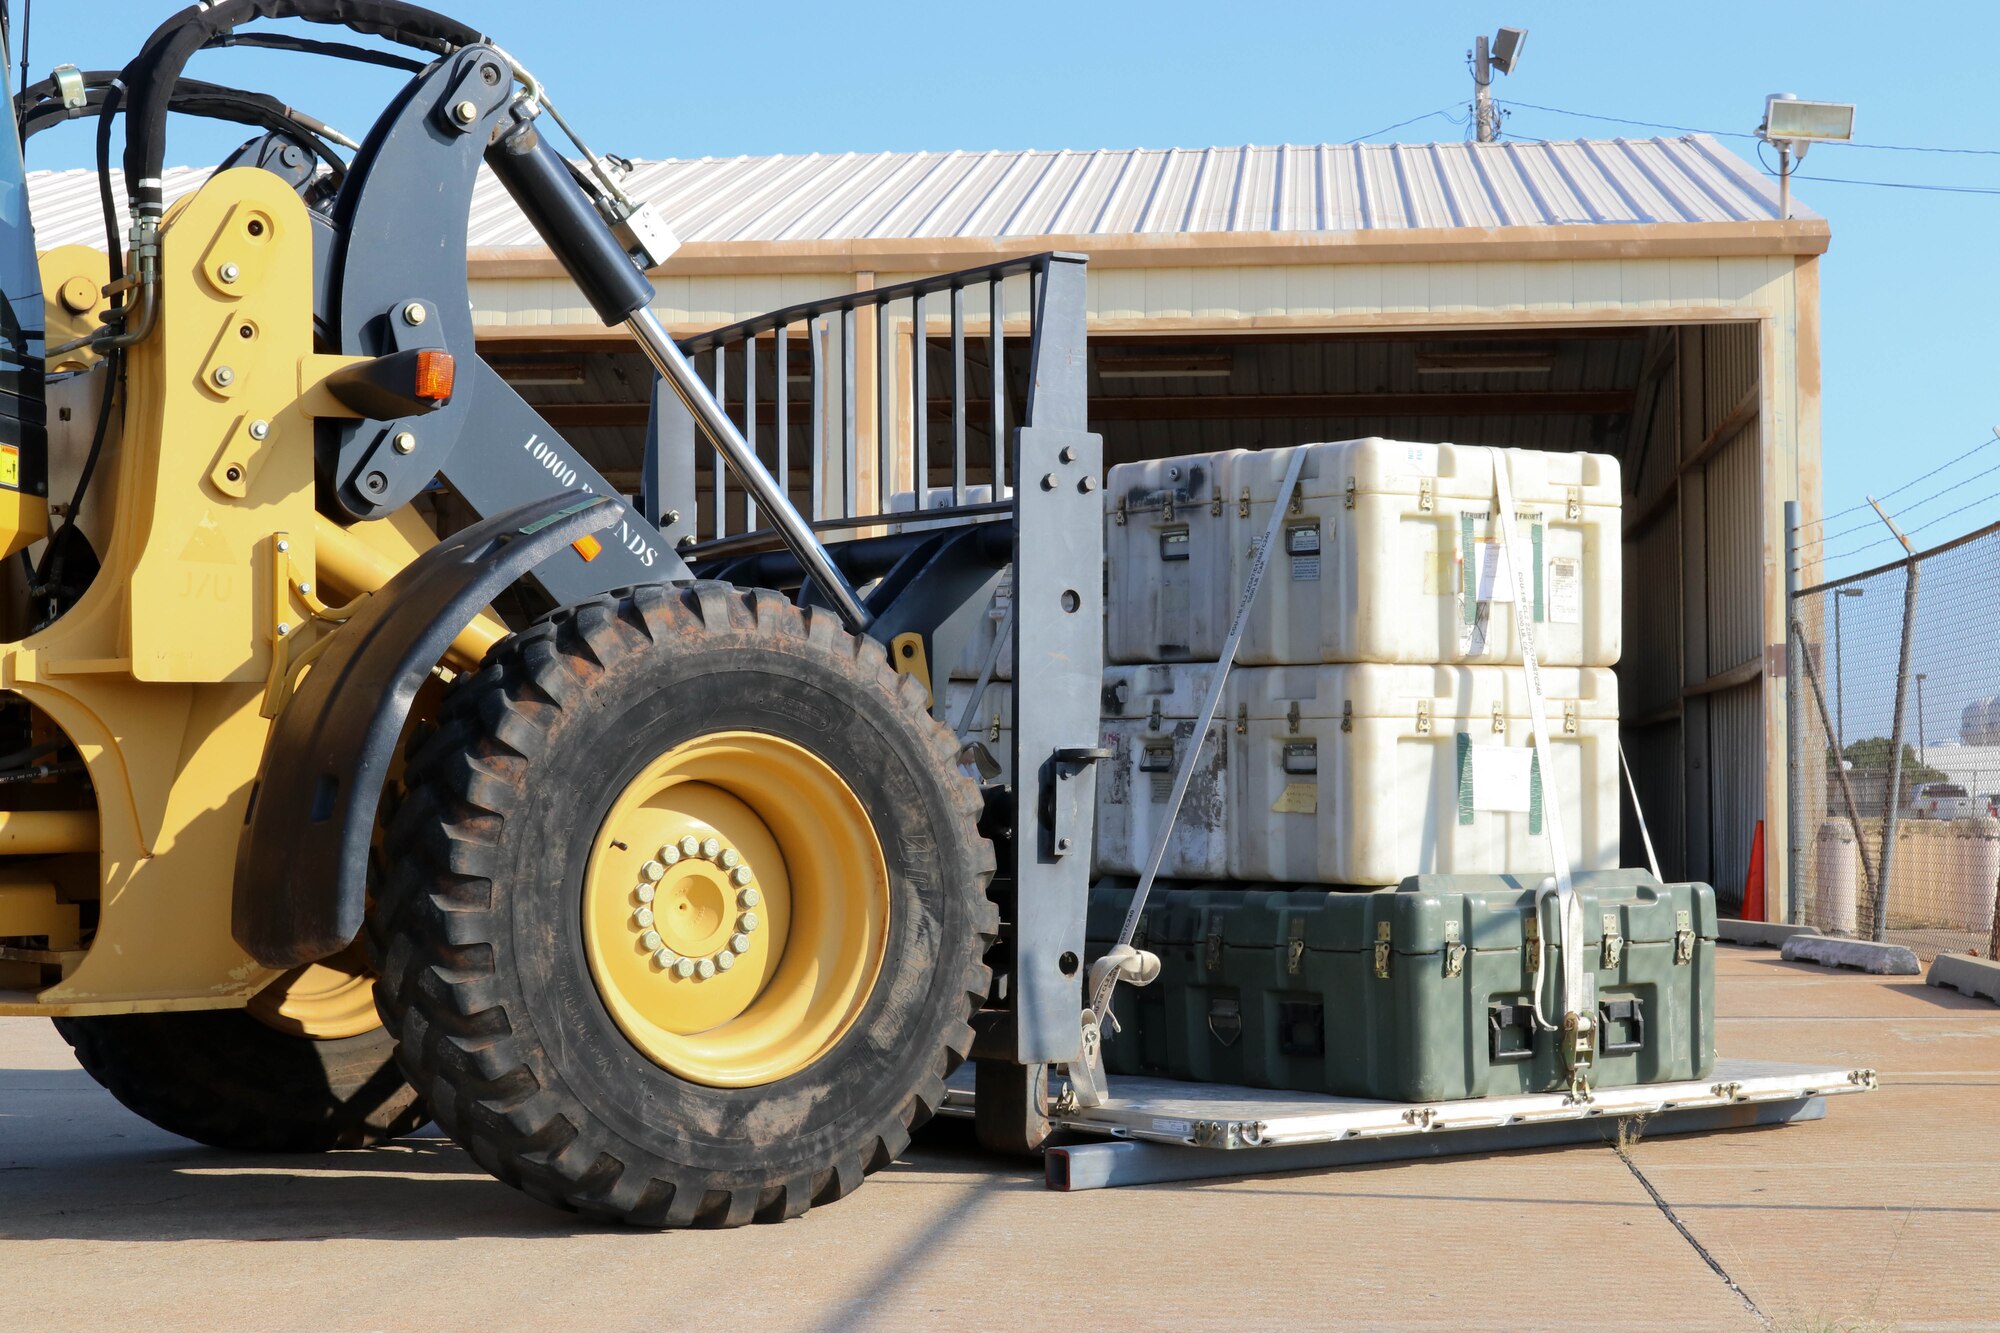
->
1874 555 1921 942
1784 500 1802 925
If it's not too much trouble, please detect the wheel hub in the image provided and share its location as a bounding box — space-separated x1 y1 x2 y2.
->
581 731 890 1088
630 834 763 978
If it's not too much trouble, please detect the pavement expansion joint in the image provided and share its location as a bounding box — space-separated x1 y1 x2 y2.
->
1615 1145 1773 1332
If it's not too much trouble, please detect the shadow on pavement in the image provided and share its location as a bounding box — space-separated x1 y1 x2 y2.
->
3 1068 1039 1243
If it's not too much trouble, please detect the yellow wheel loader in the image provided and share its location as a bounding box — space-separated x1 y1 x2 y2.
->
0 2 1100 1226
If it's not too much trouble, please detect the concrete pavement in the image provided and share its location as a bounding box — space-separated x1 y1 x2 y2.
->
3 948 1995 1332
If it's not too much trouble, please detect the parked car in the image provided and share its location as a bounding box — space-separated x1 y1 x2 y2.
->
1914 782 1979 820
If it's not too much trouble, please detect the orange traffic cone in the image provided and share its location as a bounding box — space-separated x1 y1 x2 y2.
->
1740 819 1766 921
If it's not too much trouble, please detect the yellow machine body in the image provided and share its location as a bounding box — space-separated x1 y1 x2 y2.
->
0 168 499 1017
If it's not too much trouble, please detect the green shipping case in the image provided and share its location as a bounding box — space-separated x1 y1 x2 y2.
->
1086 871 1717 1102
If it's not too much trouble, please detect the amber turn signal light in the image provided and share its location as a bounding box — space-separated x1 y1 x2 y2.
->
413 350 455 403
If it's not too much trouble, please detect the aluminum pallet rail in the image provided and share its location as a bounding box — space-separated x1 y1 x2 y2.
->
940 1060 1878 1191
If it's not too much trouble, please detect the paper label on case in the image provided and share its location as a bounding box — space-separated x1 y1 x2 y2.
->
1474 540 1514 603
1271 781 1318 815
1548 556 1581 624
1469 745 1535 813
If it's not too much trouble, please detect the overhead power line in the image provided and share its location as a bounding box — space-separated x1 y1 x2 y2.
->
1344 105 1464 145
1499 99 2000 156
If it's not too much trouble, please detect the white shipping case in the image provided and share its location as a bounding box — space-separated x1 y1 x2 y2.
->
1094 663 1230 878
1238 439 1620 666
1104 451 1245 665
1230 663 1620 886
1116 439 1621 668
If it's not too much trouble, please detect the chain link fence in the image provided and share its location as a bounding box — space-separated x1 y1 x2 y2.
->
1788 517 2000 960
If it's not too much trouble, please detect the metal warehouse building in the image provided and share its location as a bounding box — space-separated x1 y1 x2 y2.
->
29 134 1825 912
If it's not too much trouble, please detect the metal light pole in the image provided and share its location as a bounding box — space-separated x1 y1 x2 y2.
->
1472 36 1495 142
1834 586 1863 759
1468 27 1525 144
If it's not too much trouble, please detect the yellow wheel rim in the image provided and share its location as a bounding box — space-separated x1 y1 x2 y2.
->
582 730 890 1088
246 940 380 1040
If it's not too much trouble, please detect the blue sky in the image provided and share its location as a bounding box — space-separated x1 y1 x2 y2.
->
15 1 1998 585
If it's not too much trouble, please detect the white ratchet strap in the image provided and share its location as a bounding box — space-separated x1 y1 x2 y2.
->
1486 449 1585 1038
1617 738 1662 882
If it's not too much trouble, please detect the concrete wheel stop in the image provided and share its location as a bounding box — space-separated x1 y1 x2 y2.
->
1779 934 1921 976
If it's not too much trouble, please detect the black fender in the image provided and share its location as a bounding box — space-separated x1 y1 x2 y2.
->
233 491 621 969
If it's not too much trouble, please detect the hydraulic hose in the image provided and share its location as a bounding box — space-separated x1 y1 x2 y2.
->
119 1 482 224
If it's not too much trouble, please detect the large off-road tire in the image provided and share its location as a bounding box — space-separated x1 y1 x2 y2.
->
369 583 996 1228
53 1004 426 1152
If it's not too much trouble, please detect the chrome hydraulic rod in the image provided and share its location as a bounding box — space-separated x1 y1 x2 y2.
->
625 306 871 630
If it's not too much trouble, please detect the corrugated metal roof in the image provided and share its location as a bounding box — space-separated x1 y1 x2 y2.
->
25 135 1801 251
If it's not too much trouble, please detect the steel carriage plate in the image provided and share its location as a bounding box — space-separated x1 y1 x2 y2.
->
939 1058 1875 1150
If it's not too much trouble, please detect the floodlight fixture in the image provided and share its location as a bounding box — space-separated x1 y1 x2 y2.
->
1756 92 1856 221
1759 94 1855 146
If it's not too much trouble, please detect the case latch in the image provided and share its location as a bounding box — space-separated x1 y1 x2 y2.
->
1418 477 1435 513
1344 476 1356 509
1601 912 1623 969
1205 932 1223 973
1443 919 1466 978
1674 909 1695 965
1286 700 1302 735
1525 914 1541 974
1286 917 1307 976
1238 486 1251 518
1563 701 1579 735
1373 921 1393 979
1415 700 1432 736
1211 487 1223 517
1114 494 1127 526
1341 701 1354 733
1566 485 1582 521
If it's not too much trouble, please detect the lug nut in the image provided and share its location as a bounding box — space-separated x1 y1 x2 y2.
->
653 947 678 968
248 419 270 440
679 835 700 858
640 860 665 882
218 262 240 284
641 929 662 951
695 958 716 979
719 848 741 869
738 912 759 932
674 957 696 978
700 837 721 859
730 932 751 954
636 883 656 903
392 431 417 455
402 302 427 326
659 845 681 865
452 99 478 124
730 866 753 887
212 366 235 387
738 887 761 908
714 951 736 971
633 907 654 928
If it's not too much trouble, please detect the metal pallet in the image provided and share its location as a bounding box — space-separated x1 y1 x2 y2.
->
939 1059 1878 1191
